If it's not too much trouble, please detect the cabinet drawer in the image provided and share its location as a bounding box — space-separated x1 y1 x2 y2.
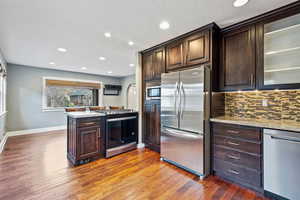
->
213 123 261 142
77 118 101 128
214 135 261 155
214 159 261 188
214 145 261 171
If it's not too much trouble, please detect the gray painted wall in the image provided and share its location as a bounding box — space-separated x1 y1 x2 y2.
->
7 64 123 131
0 49 7 143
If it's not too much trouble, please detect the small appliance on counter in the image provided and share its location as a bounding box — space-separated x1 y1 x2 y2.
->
160 65 211 178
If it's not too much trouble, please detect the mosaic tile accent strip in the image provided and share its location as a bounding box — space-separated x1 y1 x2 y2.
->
224 90 300 122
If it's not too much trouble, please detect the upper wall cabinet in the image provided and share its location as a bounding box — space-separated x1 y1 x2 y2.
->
166 30 210 72
257 12 300 90
185 30 210 66
143 47 165 81
220 25 256 91
166 40 185 71
143 52 153 81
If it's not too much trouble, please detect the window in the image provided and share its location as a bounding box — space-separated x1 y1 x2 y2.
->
43 78 101 110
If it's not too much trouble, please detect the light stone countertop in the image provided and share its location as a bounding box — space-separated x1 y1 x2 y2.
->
66 112 106 118
210 116 300 133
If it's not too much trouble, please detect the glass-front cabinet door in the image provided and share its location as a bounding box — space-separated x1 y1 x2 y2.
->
263 13 300 87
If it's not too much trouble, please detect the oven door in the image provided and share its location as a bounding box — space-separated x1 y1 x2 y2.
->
106 116 138 149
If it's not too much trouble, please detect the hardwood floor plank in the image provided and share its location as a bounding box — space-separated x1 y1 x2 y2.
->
0 131 269 200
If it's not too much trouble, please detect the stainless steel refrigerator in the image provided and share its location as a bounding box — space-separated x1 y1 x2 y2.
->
160 65 211 178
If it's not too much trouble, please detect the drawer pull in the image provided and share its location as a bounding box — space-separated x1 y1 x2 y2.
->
227 154 240 160
81 122 97 126
227 141 240 146
228 169 240 175
227 130 239 134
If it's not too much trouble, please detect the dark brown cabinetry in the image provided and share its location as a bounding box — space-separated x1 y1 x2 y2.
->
67 116 105 165
166 30 210 72
185 30 210 66
143 100 161 152
166 40 184 71
212 122 263 192
143 48 165 81
220 26 256 91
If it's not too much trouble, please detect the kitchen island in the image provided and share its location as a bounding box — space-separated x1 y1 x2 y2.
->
67 110 138 166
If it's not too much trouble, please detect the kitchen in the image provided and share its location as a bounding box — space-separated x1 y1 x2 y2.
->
1 0 300 200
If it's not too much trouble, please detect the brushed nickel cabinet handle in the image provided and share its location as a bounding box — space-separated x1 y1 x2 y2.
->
98 128 101 138
227 141 240 146
227 130 239 134
227 154 240 160
228 169 240 175
250 74 254 87
81 122 97 126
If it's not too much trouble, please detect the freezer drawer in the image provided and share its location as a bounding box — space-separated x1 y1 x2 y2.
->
264 129 300 200
161 127 204 175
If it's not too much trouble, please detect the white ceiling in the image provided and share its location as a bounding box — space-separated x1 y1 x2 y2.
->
0 0 297 77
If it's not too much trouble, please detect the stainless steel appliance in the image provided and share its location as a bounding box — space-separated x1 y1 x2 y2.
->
264 129 300 200
105 113 138 158
146 86 161 100
160 65 211 178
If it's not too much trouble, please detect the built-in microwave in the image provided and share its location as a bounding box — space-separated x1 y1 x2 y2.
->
146 86 161 100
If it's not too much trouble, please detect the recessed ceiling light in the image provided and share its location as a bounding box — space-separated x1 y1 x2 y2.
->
49 62 55 65
81 67 87 70
128 41 134 46
99 56 106 61
233 0 249 7
160 21 170 30
107 71 113 74
57 48 67 52
104 32 111 38
129 64 135 67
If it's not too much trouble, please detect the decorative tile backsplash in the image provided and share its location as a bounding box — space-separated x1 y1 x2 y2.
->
220 90 300 122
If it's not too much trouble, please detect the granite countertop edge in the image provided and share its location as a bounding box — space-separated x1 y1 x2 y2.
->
210 117 300 133
66 112 106 118
66 111 139 118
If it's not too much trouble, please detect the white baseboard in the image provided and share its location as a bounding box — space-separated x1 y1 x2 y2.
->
0 134 8 154
7 125 67 137
137 143 145 149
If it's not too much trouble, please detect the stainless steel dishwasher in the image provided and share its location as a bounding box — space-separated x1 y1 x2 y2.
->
264 129 300 200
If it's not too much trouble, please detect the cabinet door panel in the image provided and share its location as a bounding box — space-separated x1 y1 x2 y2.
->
153 48 165 79
220 26 256 91
143 53 153 81
185 31 210 66
78 127 100 159
166 40 184 71
143 101 161 152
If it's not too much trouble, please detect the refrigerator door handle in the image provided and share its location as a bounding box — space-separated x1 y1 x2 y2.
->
179 81 186 119
176 81 181 120
174 81 178 117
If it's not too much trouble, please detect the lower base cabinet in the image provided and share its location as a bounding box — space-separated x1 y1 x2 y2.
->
211 122 263 193
67 116 105 165
143 100 161 152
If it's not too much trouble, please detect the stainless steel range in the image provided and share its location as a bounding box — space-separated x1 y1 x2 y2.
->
95 110 138 158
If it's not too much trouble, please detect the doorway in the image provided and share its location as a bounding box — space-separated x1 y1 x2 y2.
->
126 83 137 110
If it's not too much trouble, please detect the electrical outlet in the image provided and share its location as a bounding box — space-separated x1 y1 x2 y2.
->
262 99 268 107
